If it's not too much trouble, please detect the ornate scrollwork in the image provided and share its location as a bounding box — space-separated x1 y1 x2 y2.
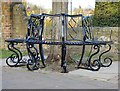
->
88 45 101 71
6 43 20 67
26 43 40 71
99 44 112 67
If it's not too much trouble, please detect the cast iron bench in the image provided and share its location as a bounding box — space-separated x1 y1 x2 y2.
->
5 13 113 73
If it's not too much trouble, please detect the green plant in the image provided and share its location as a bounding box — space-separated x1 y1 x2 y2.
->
0 49 28 59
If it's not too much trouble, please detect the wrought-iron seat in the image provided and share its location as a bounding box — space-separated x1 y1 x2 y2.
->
65 40 113 45
6 38 112 46
5 37 113 45
5 38 26 43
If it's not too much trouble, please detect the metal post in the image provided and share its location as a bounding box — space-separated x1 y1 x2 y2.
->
61 14 67 73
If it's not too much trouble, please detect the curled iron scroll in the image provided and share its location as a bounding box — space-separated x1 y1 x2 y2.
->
6 43 20 67
99 44 112 67
26 43 40 71
88 45 101 71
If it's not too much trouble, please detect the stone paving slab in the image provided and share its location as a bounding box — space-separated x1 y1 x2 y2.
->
69 61 119 84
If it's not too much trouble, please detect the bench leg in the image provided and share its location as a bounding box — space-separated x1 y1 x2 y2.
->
61 44 68 73
39 44 46 68
26 44 40 71
99 44 112 67
88 45 101 71
6 43 21 67
77 45 85 67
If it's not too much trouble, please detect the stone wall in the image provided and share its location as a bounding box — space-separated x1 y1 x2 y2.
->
1 1 27 49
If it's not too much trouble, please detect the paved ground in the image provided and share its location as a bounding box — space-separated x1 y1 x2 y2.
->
69 61 119 84
0 58 119 89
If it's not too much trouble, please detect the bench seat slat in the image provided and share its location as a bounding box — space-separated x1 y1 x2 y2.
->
5 38 26 43
5 38 113 45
